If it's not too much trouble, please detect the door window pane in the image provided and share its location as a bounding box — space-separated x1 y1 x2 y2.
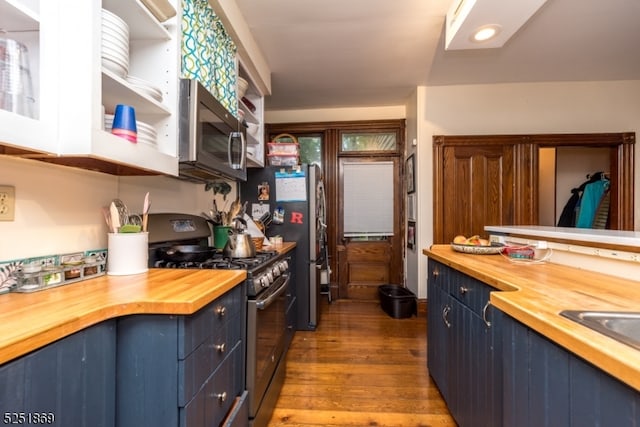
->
343 161 394 237
342 132 397 152
298 136 322 166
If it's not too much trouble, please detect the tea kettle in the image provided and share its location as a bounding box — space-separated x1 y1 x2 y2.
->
222 216 256 258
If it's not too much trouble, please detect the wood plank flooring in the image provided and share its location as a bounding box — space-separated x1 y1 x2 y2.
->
268 299 456 426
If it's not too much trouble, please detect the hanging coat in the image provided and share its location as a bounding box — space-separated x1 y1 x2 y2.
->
576 179 609 228
557 172 606 227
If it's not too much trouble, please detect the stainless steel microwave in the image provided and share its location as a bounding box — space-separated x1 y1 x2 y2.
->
178 79 247 182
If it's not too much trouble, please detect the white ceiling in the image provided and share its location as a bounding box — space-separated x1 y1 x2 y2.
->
234 0 640 111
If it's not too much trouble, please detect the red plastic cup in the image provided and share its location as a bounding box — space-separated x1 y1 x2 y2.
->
112 104 137 143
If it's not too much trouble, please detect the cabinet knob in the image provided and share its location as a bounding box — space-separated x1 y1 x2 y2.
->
216 306 227 317
215 343 226 353
213 391 227 404
432 269 439 277
459 286 469 295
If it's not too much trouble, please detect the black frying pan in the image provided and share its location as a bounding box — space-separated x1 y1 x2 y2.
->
157 245 216 263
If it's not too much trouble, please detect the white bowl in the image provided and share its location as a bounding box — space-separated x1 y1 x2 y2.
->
101 48 129 68
247 122 260 137
137 135 158 147
237 77 249 99
126 75 163 102
101 57 127 77
137 124 156 134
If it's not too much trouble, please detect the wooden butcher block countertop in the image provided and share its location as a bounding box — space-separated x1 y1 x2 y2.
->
0 243 297 366
0 268 246 365
424 244 640 392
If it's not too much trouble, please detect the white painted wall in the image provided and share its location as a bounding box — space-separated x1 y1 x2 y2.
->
266 105 405 123
0 156 223 261
414 79 640 298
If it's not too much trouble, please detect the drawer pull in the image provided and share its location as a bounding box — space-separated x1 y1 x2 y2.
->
442 305 452 328
482 300 492 327
459 286 469 295
213 391 227 404
215 343 226 353
216 306 227 318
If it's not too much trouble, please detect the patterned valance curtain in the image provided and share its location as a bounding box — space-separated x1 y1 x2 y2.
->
181 0 238 115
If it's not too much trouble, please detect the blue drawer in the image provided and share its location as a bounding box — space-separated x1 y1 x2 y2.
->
178 285 242 359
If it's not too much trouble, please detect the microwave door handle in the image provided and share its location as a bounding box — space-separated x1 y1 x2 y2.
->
227 131 246 169
228 132 234 167
240 132 246 169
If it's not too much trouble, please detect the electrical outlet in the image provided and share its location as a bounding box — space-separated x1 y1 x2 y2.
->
0 186 15 221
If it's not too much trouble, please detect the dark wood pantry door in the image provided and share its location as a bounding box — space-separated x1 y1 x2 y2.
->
433 135 536 244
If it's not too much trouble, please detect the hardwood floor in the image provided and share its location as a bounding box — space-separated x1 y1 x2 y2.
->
268 299 456 426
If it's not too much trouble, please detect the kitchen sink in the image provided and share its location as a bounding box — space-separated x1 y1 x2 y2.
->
560 310 640 351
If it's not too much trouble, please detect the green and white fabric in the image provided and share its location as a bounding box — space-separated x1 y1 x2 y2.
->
181 0 237 115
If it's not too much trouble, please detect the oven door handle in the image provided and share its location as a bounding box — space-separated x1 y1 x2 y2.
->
256 273 290 310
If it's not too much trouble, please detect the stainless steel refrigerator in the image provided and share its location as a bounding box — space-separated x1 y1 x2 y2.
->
241 164 326 330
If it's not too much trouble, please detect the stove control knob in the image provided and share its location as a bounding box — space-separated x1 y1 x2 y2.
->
266 271 274 283
280 260 289 271
271 265 280 277
261 275 271 288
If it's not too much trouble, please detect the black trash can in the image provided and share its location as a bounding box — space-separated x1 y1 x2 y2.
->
378 285 417 318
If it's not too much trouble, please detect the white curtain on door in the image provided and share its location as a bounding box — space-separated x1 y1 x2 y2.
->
343 161 394 237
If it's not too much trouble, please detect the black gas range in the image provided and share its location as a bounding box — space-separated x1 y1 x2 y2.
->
147 213 288 297
147 213 292 426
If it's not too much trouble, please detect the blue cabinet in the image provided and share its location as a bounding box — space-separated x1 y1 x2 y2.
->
502 313 640 426
0 321 116 427
427 259 502 427
116 284 247 427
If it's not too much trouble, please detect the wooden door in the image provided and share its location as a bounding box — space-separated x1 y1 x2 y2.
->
267 119 406 301
433 135 536 244
433 133 634 245
337 157 403 300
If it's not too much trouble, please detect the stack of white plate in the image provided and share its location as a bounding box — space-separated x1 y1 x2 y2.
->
126 75 163 103
136 120 158 147
101 9 129 78
104 113 158 148
104 113 114 131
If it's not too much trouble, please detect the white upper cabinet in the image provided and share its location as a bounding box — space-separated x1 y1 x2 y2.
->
239 58 265 167
0 0 180 176
54 0 179 175
0 0 59 154
0 0 269 176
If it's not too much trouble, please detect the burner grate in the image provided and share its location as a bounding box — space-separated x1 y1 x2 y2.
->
152 249 280 273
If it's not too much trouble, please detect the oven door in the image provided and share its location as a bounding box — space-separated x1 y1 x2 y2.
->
246 272 290 419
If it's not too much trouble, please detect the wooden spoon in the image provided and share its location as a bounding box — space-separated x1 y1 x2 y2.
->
142 192 150 232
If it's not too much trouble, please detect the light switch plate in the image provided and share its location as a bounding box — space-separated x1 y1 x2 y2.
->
0 186 15 221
